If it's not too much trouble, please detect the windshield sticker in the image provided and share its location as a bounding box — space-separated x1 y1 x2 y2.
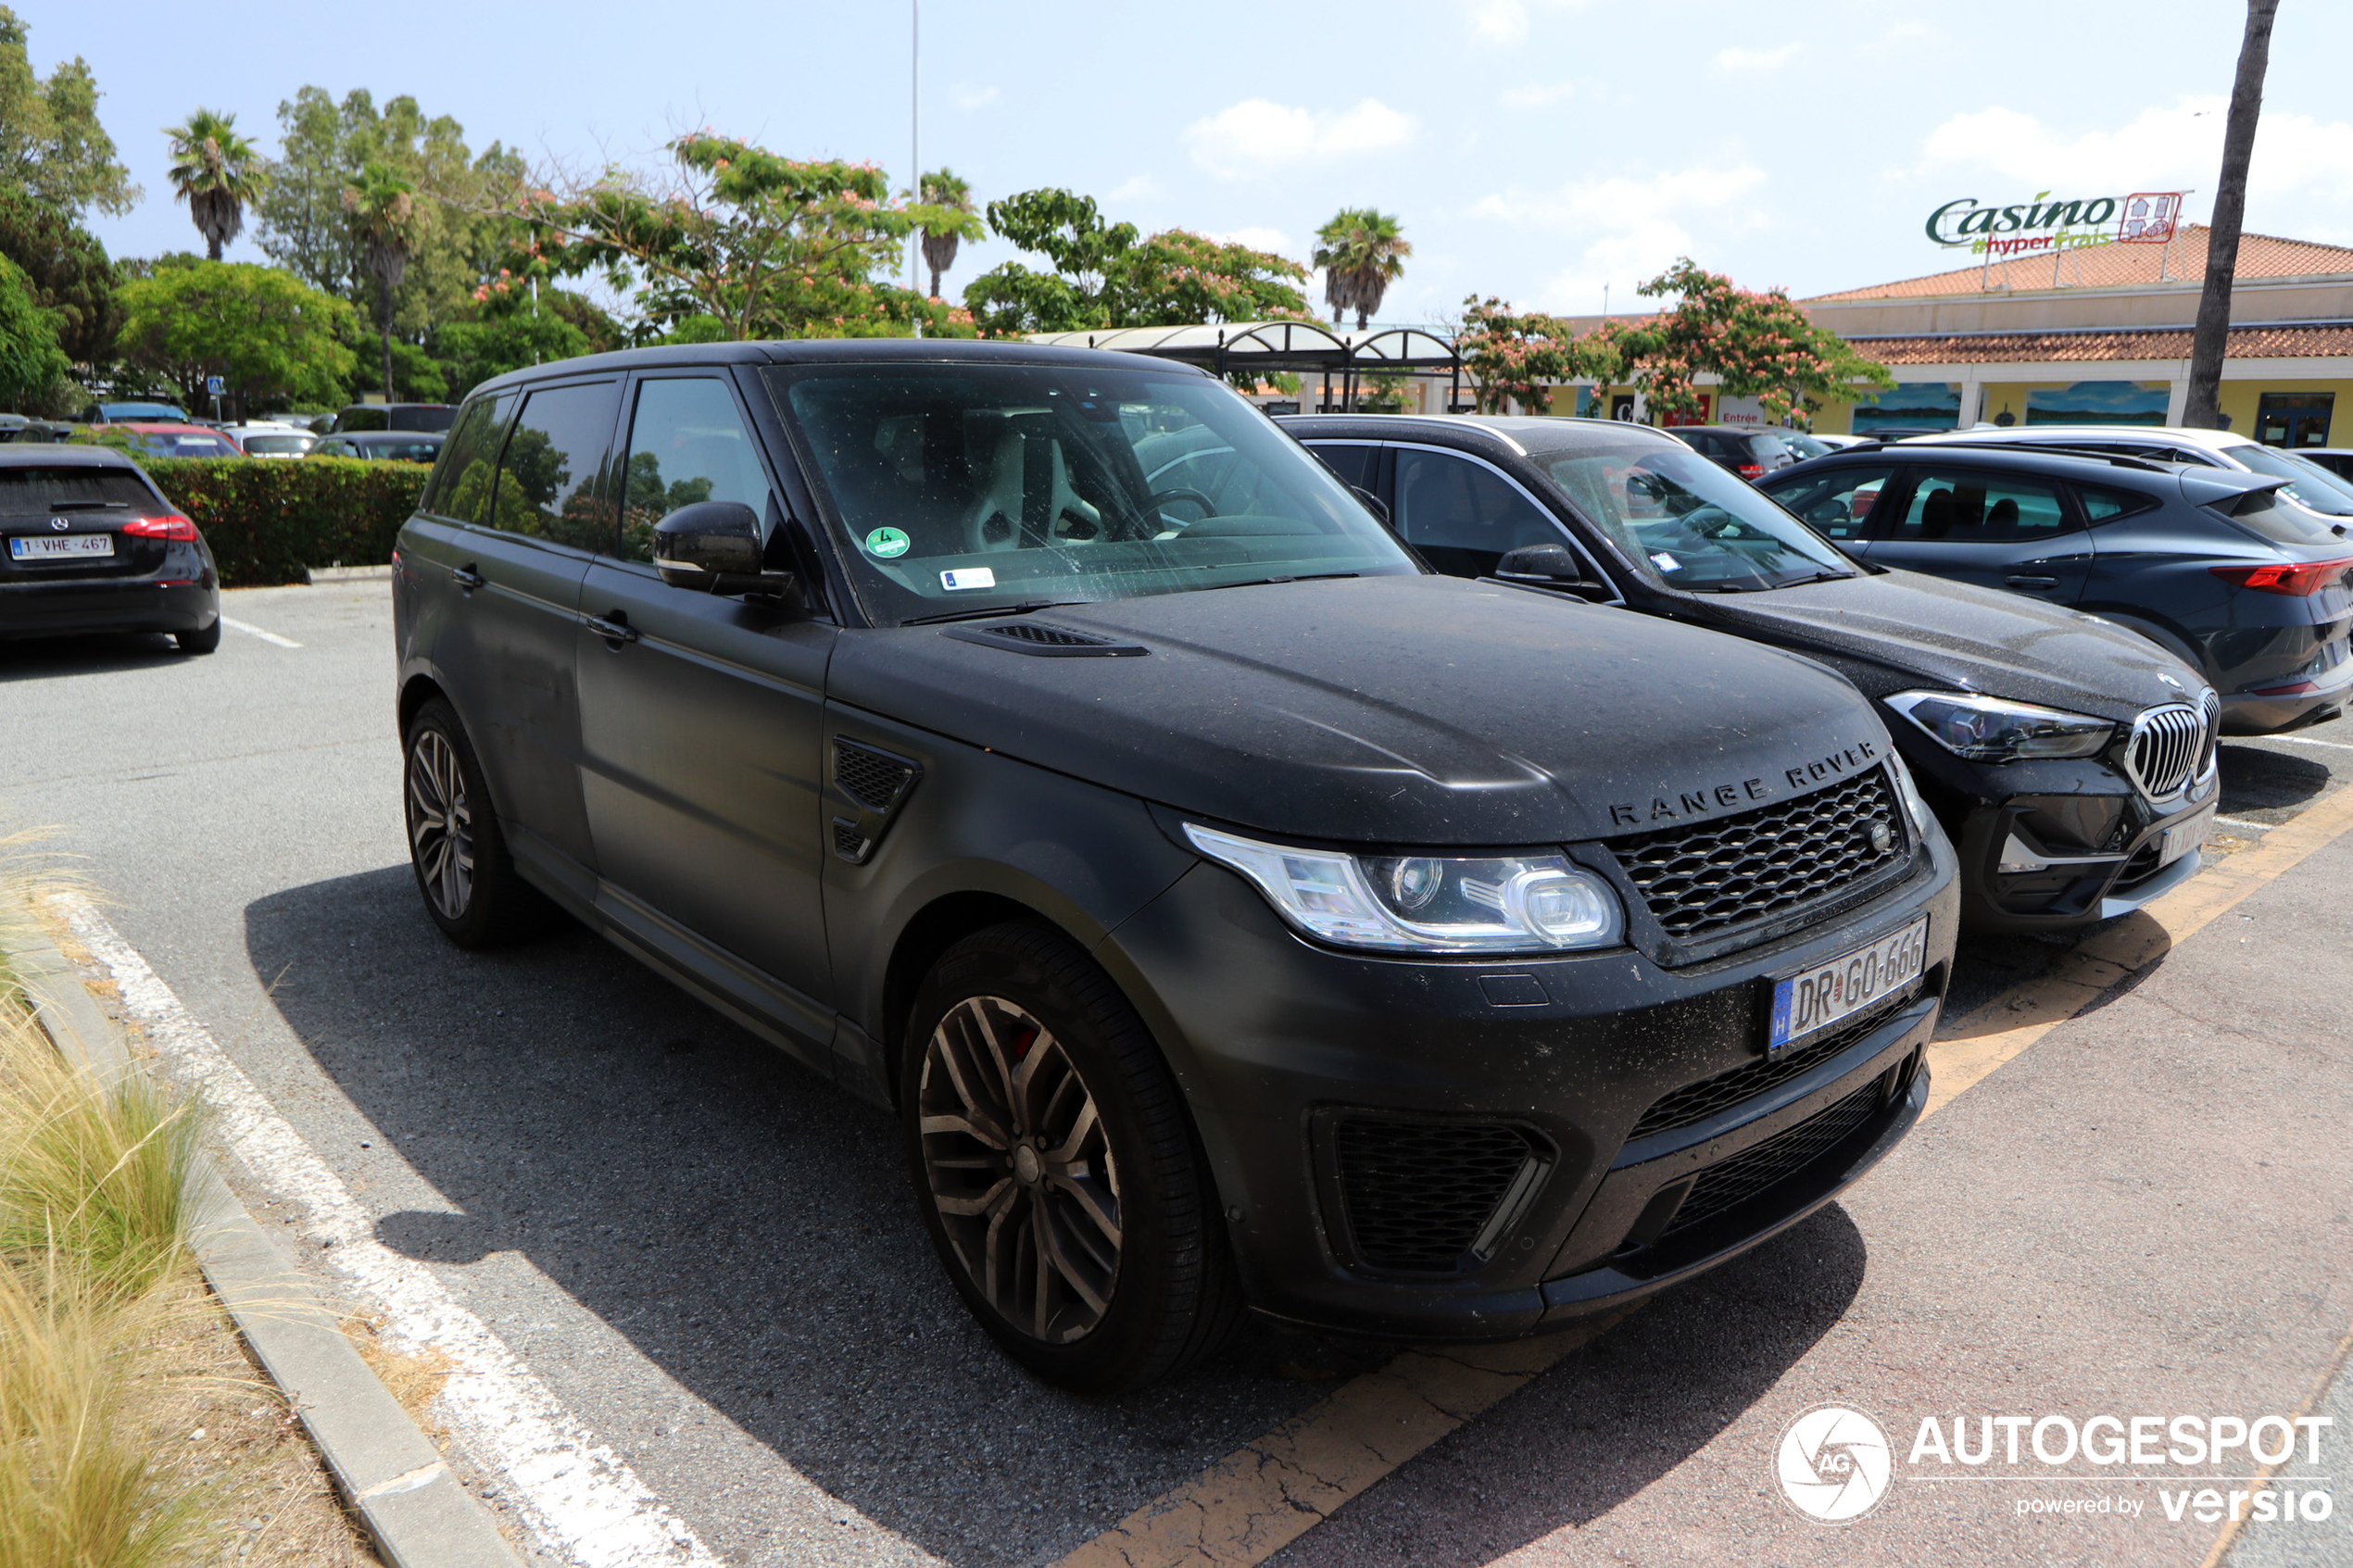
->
940 567 997 591
864 526 911 558
1651 552 1681 571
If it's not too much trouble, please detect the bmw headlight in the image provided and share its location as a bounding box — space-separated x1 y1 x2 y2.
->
1885 690 2113 763
1183 824 1623 953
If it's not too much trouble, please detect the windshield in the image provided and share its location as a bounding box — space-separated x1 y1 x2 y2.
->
2233 444 2353 516
129 432 238 458
239 433 314 456
1535 434 1856 590
101 402 188 421
1779 432 1832 460
768 362 1416 624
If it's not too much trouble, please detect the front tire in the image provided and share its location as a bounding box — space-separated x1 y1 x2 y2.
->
402 697 551 947
904 921 1241 1394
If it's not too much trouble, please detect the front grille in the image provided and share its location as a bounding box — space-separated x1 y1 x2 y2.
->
1661 1072 1890 1238
833 739 917 812
1333 1118 1544 1273
2124 701 2213 800
1627 986 1918 1141
1609 769 1906 941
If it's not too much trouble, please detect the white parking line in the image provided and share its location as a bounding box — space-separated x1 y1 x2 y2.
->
61 899 731 1568
220 616 302 649
2256 734 2353 752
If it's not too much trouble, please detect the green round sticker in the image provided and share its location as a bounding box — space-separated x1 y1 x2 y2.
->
865 526 911 559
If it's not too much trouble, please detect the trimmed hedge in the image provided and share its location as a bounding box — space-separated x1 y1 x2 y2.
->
137 458 429 586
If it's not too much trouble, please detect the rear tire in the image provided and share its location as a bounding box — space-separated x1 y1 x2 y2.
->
175 617 220 655
402 697 553 947
903 921 1242 1394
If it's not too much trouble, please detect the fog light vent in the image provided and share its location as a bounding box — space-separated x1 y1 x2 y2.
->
1330 1116 1549 1274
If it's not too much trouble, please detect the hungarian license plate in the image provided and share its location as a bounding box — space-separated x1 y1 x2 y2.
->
9 533 113 560
1768 916 1929 1054
2158 804 2216 866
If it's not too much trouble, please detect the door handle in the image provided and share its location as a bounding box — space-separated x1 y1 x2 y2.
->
2005 574 2060 588
450 563 484 590
585 610 639 645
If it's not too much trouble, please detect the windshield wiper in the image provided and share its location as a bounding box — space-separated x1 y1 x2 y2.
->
899 599 1078 627
43 499 119 510
1203 571 1361 591
1767 570 1861 589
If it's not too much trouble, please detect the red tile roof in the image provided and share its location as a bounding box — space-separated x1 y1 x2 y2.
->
1857 322 2353 365
1806 227 2353 302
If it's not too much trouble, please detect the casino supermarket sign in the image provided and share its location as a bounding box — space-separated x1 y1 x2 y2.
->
1925 191 2184 259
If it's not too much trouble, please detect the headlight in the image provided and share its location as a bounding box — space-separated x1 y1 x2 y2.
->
1182 824 1623 953
1885 690 2113 762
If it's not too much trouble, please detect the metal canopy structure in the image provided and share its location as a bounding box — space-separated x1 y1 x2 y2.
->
1026 321 1464 411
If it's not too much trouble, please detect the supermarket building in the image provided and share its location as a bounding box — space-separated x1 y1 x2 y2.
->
1542 225 2353 445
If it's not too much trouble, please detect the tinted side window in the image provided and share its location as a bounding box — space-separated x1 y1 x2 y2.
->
1309 442 1376 490
490 381 623 552
1889 469 2071 542
2075 483 2158 524
1393 448 1564 560
424 394 513 525
619 377 773 563
1762 463 1897 540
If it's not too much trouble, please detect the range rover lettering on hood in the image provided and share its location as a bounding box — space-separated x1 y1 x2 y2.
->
1607 738 1881 828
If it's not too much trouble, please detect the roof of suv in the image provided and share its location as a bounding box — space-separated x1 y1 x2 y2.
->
1768 438 2296 501
1904 424 2257 452
1278 411 1683 457
467 338 1226 402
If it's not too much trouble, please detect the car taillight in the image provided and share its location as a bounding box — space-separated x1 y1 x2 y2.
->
1737 462 1764 479
2208 558 2353 596
121 514 197 542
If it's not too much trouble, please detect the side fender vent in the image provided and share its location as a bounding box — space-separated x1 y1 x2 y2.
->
830 738 923 863
941 621 1149 658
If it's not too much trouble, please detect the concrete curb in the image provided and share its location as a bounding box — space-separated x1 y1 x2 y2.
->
6 921 525 1568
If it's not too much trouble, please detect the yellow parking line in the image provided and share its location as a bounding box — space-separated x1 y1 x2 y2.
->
1057 784 2353 1568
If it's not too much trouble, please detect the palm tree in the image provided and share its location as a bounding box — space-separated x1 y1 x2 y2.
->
164 109 266 262
919 168 975 299
342 162 418 400
2185 0 2281 428
1313 208 1413 331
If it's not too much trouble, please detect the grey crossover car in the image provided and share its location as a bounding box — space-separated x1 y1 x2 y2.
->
1285 414 2221 933
394 342 1957 1392
1760 440 2352 735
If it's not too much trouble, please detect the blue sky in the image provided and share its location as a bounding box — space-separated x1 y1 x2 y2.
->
24 0 2353 324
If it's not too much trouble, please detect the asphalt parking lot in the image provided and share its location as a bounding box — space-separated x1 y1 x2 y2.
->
4 579 2349 1567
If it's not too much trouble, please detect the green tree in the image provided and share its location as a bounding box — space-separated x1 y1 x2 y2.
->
1313 208 1411 331
343 162 419 399
1602 259 1893 426
963 188 1310 335
0 252 68 408
918 168 975 298
1456 296 1620 414
165 108 267 261
0 7 137 219
432 308 588 398
115 259 357 409
0 184 120 365
510 132 985 341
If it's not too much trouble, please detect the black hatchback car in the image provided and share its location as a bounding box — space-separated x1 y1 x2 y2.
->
1759 440 2353 735
396 342 1957 1392
1670 424 1800 481
0 446 220 652
1283 415 2223 933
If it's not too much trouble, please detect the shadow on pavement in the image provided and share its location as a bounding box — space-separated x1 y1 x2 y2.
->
1269 1205 1869 1568
0 632 187 684
2218 743 2335 813
245 866 1862 1567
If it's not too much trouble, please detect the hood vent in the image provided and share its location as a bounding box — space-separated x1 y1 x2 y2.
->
942 621 1149 658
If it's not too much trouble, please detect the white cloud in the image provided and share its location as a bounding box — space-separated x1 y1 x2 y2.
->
1714 44 1795 73
1182 98 1418 180
1915 96 2353 210
1107 174 1164 203
1466 0 1528 44
1471 163 1770 312
1502 82 1579 109
950 84 999 110
1210 227 1293 257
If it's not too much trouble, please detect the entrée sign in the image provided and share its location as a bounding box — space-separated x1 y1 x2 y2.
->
1924 191 2184 257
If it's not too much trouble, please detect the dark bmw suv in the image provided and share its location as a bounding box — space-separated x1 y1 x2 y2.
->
394 342 1956 1392
1284 415 2222 933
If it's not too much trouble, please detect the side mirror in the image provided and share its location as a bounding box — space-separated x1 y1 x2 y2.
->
652 501 797 599
1493 544 1589 584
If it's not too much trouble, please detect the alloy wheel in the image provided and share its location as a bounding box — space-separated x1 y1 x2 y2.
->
406 729 475 920
918 995 1122 1344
